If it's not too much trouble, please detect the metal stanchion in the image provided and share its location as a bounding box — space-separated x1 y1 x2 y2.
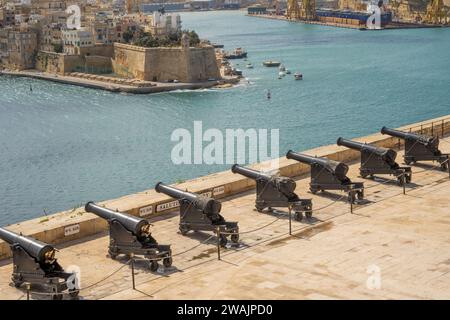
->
402 173 406 195
216 227 221 261
350 193 353 214
26 283 30 301
288 205 292 235
130 253 135 290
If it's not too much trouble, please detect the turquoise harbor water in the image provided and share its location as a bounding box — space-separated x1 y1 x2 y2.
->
1 11 450 225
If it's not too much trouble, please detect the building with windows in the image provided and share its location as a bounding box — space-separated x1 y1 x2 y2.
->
62 28 94 54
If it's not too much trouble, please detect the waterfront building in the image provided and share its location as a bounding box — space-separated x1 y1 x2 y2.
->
4 26 38 69
62 28 94 54
148 11 181 35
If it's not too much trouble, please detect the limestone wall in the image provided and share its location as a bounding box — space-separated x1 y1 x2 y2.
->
112 43 221 83
1 115 450 260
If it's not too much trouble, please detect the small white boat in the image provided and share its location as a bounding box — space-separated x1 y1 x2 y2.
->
278 71 286 77
246 63 254 69
294 72 303 80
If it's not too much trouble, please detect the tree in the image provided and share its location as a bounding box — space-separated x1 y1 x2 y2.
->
123 28 134 43
52 43 63 53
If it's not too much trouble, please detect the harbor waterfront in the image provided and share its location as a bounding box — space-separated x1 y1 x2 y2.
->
1 10 450 226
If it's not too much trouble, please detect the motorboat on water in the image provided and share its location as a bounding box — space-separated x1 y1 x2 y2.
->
263 61 281 67
294 72 303 80
224 48 248 59
246 63 254 69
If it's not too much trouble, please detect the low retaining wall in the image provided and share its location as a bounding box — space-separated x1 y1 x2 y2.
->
1 115 450 260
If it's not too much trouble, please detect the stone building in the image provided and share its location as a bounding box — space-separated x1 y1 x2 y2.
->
148 11 181 36
4 27 38 69
62 28 94 54
112 40 221 83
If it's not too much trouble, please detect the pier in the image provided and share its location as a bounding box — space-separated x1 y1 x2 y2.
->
0 70 240 94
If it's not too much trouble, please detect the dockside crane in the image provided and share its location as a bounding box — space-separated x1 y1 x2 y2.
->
425 0 448 24
287 0 317 21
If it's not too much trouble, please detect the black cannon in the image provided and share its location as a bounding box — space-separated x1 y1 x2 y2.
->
231 164 313 221
0 227 78 299
381 126 449 170
337 137 412 185
286 150 364 203
85 202 172 271
155 183 239 247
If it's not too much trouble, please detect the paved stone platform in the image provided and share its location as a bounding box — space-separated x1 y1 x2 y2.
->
1 138 450 300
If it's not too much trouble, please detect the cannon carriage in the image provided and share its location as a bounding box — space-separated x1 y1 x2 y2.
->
381 126 449 171
85 202 172 272
0 227 79 299
231 164 313 221
155 183 239 247
337 137 412 186
286 150 364 203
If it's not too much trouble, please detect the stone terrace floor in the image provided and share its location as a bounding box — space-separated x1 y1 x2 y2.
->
1 138 450 300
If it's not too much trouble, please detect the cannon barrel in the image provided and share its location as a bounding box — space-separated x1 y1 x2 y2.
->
155 182 199 203
337 137 397 164
155 182 221 214
336 137 370 151
0 227 55 263
381 127 434 145
85 202 148 236
286 150 349 180
231 164 271 181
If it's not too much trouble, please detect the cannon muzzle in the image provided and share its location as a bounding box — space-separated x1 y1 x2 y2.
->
155 182 221 214
85 202 149 237
231 164 271 181
0 227 56 264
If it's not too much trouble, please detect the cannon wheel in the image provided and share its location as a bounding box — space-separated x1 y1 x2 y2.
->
179 225 189 235
108 250 118 260
231 233 239 243
294 212 303 221
220 235 228 247
52 293 63 300
405 174 412 184
255 205 265 213
69 289 79 299
163 257 173 268
357 190 364 200
149 261 159 272
397 175 405 186
348 192 356 204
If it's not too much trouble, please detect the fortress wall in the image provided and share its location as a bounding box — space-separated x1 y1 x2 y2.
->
112 43 220 83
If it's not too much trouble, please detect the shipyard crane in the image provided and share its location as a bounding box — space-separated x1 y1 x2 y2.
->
425 0 448 24
287 0 317 21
